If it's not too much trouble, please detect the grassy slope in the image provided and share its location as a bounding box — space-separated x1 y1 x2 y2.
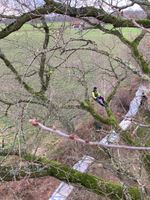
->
0 23 150 199
0 22 149 161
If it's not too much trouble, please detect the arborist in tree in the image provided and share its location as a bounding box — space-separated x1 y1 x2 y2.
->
92 87 107 107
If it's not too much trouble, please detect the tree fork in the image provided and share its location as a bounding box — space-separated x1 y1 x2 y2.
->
80 101 118 127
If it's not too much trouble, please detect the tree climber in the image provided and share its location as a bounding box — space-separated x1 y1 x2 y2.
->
92 87 107 107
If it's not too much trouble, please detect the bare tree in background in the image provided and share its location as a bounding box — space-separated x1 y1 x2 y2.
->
0 0 150 199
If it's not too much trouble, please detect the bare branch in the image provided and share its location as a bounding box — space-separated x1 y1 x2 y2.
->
103 0 135 11
1 1 150 40
132 19 150 34
29 119 150 151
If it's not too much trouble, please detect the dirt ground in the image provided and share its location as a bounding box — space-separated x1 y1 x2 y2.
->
0 176 60 200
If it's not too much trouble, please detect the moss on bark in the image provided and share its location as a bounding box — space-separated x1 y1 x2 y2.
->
0 150 143 199
131 44 150 75
80 101 118 127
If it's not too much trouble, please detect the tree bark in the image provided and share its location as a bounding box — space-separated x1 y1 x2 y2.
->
80 101 118 127
0 152 141 200
1 1 150 39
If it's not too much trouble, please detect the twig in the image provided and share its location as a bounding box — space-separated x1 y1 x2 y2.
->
29 119 150 151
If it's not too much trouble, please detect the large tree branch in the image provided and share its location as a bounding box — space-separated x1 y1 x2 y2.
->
77 17 150 75
0 155 141 200
1 1 150 40
0 50 35 94
80 100 118 127
39 17 50 93
0 50 48 101
106 79 125 104
0 148 143 199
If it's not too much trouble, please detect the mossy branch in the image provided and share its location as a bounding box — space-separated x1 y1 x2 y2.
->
130 43 150 74
0 152 141 200
83 18 150 75
80 101 118 127
39 17 50 93
0 50 48 101
97 23 150 75
1 1 150 39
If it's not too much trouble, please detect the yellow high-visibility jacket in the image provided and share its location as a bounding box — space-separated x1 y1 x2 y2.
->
92 91 100 100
